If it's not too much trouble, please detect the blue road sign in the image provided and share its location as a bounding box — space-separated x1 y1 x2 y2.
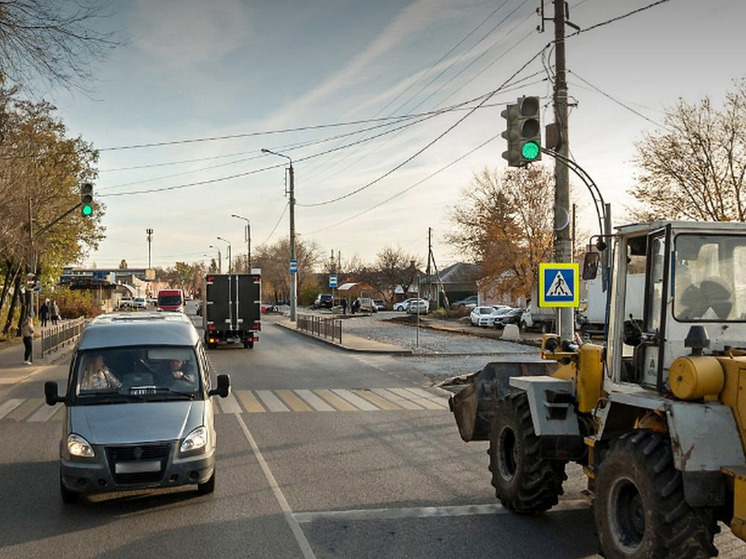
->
538 263 579 307
329 274 338 288
289 259 298 274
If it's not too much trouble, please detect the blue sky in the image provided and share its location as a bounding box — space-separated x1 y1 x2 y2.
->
45 0 746 270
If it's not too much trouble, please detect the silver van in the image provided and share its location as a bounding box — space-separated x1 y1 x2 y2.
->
44 312 231 503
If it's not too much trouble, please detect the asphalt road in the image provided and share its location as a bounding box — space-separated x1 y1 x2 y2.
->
1 307 744 558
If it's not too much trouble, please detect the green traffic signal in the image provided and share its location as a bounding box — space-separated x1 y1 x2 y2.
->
521 140 541 160
82 204 93 216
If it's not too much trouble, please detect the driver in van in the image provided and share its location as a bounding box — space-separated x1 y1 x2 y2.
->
166 359 197 385
80 353 122 391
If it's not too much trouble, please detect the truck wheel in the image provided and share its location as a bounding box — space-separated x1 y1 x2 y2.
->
197 471 215 495
519 320 527 332
243 341 254 349
488 391 566 514
595 431 717 559
60 475 80 504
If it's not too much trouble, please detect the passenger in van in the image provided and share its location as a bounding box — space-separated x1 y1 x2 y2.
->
81 354 123 391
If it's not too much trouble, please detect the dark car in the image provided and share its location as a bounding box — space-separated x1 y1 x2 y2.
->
373 299 386 311
494 307 526 330
313 294 333 309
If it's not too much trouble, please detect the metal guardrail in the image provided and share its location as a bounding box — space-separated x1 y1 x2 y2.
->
41 317 86 358
296 314 342 344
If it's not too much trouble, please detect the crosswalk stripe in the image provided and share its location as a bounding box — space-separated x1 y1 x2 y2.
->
6 398 44 421
332 389 380 411
354 390 402 410
235 390 266 413
294 390 334 411
388 388 444 410
218 392 242 414
256 390 290 412
28 402 62 422
0 399 24 420
400 387 449 409
315 389 357 411
371 389 423 410
276 390 312 412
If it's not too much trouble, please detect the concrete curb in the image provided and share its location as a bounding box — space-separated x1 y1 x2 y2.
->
274 321 413 355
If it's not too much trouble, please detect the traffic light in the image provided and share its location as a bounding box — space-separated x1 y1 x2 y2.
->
501 96 542 167
81 183 93 216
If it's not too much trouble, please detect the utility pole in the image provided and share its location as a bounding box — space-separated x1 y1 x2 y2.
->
553 0 573 340
288 162 297 322
146 228 153 270
426 228 432 303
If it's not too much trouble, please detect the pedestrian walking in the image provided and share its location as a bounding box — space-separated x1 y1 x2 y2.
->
51 301 60 325
341 298 347 315
22 315 34 365
40 300 50 327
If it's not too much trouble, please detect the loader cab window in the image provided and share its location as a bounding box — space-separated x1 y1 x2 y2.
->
646 235 666 335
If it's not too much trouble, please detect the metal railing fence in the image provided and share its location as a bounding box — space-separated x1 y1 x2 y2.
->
41 317 86 357
296 314 342 344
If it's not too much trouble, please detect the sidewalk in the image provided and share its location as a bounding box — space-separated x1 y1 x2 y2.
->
275 319 412 354
0 336 73 385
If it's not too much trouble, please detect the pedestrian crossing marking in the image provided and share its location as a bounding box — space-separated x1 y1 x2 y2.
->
276 390 313 412
0 388 450 422
355 390 402 411
315 389 357 411
0 398 24 420
236 390 267 413
294 389 335 412
256 390 290 412
333 389 379 411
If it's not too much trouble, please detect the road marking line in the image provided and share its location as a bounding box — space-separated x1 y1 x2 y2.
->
388 388 443 410
294 390 334 412
276 390 312 412
0 399 25 420
6 398 44 421
217 392 242 415
28 402 61 422
400 387 449 408
315 389 357 411
235 390 266 413
371 389 423 410
233 415 316 559
354 390 401 410
332 389 379 411
256 390 290 412
294 500 589 523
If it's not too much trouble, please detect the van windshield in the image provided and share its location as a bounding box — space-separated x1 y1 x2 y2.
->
74 346 201 403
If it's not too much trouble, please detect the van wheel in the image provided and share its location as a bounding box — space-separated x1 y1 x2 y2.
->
60 475 80 504
197 471 215 495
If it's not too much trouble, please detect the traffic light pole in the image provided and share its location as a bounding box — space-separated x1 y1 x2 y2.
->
552 0 573 340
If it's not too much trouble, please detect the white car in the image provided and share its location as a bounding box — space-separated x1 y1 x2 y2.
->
133 297 148 309
393 298 417 311
406 299 429 314
470 305 508 327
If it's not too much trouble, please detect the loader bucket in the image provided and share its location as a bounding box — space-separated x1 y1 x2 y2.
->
443 361 558 442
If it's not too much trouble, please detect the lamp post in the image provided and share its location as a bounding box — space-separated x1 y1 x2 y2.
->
208 245 222 274
216 237 232 274
231 214 251 272
261 148 296 322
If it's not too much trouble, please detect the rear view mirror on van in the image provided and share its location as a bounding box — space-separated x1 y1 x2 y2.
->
209 374 231 398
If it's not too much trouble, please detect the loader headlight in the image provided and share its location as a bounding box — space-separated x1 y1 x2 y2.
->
180 426 208 453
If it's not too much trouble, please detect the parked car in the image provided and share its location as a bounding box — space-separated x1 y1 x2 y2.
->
43 311 231 504
494 307 526 330
470 305 506 327
119 297 133 309
313 294 333 309
373 299 386 311
393 298 417 311
452 295 478 310
352 297 376 314
132 297 148 310
406 299 429 315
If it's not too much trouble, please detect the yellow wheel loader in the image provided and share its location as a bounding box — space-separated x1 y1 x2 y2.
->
447 221 746 558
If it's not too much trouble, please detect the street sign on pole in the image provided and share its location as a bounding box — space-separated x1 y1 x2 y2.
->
329 274 338 288
538 263 579 307
289 259 298 274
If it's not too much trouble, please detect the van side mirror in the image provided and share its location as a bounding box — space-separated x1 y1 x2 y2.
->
44 381 64 405
582 252 600 280
209 374 231 398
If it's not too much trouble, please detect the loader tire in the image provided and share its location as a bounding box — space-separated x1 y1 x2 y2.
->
595 430 718 559
488 390 566 514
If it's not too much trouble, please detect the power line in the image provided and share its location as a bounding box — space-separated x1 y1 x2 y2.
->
567 0 671 38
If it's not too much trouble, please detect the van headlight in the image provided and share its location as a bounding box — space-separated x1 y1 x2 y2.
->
67 433 95 458
180 426 208 453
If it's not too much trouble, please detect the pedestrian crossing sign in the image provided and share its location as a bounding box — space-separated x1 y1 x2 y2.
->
538 263 579 307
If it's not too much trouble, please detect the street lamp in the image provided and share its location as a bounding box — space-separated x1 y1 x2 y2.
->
208 245 222 274
261 148 296 321
216 237 232 274
231 214 251 272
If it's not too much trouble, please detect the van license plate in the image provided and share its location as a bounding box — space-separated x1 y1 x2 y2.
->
115 461 161 474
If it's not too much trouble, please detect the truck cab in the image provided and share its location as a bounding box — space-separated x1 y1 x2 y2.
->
157 289 185 312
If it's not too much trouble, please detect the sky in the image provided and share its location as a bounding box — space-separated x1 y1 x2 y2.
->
39 0 746 271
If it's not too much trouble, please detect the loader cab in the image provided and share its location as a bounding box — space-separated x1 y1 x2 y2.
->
605 221 746 393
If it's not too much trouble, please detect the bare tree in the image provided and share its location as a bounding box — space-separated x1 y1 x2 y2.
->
0 0 118 92
448 165 554 301
374 246 422 303
629 79 746 221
